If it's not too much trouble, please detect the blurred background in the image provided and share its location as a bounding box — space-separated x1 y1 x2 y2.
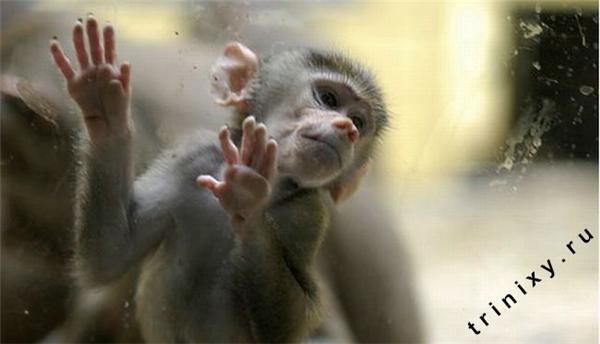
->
1 1 597 343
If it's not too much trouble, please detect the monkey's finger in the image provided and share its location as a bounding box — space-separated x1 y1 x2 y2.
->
250 123 267 169
120 62 131 91
219 126 239 165
107 79 126 98
86 15 104 65
106 80 128 128
240 116 256 165
103 24 116 65
196 175 219 189
259 139 278 181
72 22 89 70
196 175 225 197
50 41 75 81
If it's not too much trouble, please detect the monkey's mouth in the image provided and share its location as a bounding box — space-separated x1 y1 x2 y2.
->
301 133 342 167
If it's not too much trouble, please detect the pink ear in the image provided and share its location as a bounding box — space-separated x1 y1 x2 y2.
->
329 161 371 204
211 42 258 109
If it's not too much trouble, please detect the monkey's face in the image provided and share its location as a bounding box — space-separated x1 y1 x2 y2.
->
266 79 376 188
211 44 388 193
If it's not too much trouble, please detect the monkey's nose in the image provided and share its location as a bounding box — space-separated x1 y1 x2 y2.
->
331 117 359 143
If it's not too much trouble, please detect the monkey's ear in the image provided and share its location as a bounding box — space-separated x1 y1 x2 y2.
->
329 161 371 204
211 42 258 110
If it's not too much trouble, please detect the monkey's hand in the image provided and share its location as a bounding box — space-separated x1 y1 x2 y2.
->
50 16 131 143
197 117 278 233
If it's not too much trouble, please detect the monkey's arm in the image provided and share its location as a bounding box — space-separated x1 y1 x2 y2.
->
75 139 173 286
49 16 172 286
198 119 323 341
231 189 326 342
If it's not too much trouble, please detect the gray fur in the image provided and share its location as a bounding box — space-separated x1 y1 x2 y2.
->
73 48 388 342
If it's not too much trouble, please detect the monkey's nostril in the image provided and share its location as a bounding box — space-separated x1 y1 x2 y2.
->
348 128 359 143
331 118 359 143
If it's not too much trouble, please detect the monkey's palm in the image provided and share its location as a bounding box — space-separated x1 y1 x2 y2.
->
50 16 131 143
69 66 126 116
197 117 278 233
69 66 129 134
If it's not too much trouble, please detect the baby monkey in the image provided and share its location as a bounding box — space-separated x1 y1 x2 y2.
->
50 16 387 342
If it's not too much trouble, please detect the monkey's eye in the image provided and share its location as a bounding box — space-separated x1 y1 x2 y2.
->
313 86 339 109
349 114 365 131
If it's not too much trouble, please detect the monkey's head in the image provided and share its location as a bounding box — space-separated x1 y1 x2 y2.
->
211 42 388 203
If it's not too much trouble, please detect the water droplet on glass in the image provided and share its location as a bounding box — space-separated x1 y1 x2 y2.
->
579 85 594 96
519 21 543 39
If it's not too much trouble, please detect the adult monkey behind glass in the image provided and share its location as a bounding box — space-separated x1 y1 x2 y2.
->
50 16 386 342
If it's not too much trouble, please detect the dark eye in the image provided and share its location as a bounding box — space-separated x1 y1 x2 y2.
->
349 114 365 131
314 87 339 109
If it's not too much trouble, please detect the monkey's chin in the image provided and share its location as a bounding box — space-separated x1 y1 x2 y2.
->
285 149 344 188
